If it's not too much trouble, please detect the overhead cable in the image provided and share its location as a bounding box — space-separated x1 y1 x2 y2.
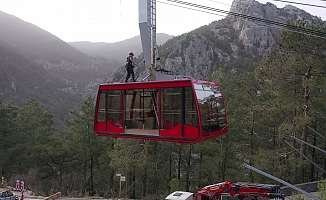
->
272 0 326 9
164 0 326 38
158 0 297 35
158 0 300 31
207 0 231 7
203 0 288 26
157 0 226 18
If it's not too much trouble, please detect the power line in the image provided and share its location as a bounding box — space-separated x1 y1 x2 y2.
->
158 0 286 29
157 0 326 38
214 0 287 24
157 0 226 18
272 0 326 9
164 0 326 38
158 0 288 32
168 0 326 36
180 0 288 26
207 0 231 7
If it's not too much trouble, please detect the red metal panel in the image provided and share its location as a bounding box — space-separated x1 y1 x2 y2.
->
203 126 229 141
95 121 124 134
94 121 106 132
183 124 200 139
159 124 199 140
99 79 191 90
159 124 182 137
107 122 124 133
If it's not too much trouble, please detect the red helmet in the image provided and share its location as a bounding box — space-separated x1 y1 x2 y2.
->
129 52 134 56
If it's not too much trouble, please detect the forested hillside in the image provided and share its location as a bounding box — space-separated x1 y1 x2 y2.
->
1 19 326 199
1 0 326 199
0 10 174 130
0 10 121 129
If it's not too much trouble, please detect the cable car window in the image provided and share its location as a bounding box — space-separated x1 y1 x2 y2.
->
195 84 226 132
185 86 198 127
97 91 107 122
194 84 205 90
124 89 158 131
161 88 181 129
97 90 123 127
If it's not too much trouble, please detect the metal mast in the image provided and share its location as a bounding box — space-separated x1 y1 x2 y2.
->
151 0 160 70
138 0 157 81
139 0 174 81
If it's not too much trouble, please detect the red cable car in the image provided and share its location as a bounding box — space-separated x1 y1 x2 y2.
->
94 78 228 144
94 0 228 144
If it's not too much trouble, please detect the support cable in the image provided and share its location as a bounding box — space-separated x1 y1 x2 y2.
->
162 0 326 38
307 126 326 140
157 1 226 17
290 136 326 154
272 0 326 9
243 163 320 200
284 140 326 174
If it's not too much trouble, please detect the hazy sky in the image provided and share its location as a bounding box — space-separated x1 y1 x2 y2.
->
1 0 325 43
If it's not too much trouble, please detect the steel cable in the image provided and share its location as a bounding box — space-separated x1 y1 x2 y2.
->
164 0 326 38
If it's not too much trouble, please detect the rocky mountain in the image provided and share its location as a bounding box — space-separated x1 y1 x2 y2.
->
161 0 322 79
106 0 323 83
0 40 78 129
0 10 121 128
0 11 121 87
0 10 172 128
69 33 173 64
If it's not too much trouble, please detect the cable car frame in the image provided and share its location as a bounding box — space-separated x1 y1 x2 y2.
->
94 78 228 144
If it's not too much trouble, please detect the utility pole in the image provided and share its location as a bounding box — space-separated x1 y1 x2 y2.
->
116 173 126 198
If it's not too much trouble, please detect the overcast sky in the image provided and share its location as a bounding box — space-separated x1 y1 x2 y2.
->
1 0 325 43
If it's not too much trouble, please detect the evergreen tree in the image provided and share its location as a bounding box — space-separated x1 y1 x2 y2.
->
257 19 326 182
0 100 19 179
15 99 54 170
66 96 111 196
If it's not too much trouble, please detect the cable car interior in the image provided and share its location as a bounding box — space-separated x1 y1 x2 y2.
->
94 0 228 144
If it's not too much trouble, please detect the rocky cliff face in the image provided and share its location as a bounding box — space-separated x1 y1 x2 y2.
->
164 34 230 78
137 0 319 81
228 0 312 57
229 0 278 56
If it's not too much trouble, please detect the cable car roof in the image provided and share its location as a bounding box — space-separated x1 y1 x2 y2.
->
100 78 221 89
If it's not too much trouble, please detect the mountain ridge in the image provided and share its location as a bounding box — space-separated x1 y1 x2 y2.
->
69 33 173 64
105 0 323 83
0 9 172 129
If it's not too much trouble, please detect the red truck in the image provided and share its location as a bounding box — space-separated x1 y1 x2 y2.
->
165 181 284 200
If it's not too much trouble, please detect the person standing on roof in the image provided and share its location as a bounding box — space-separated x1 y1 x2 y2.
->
125 52 136 82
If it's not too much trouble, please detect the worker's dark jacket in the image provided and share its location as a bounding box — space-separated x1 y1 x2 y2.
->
126 56 134 70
